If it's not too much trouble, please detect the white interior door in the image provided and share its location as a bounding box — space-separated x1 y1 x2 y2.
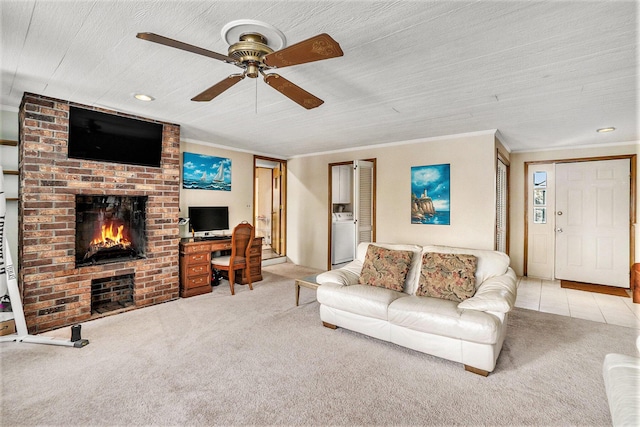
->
555 159 630 287
354 160 374 246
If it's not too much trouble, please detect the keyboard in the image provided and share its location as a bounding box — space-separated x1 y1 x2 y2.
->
198 235 228 241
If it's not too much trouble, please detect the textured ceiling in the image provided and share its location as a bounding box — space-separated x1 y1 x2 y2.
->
1 0 637 158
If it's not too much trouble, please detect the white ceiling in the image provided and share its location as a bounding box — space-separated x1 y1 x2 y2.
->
1 0 637 158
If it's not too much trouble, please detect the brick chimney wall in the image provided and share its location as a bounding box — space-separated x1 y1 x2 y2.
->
18 93 181 333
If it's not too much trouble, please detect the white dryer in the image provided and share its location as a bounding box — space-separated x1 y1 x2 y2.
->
332 212 355 265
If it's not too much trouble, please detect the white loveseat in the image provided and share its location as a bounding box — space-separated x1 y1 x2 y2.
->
316 242 518 375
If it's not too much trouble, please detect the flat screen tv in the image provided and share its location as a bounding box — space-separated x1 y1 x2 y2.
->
68 106 163 167
188 206 230 235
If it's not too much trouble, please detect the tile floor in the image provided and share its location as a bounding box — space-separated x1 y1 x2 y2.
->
515 277 640 329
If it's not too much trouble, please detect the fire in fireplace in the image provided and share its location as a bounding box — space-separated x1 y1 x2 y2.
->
76 195 147 267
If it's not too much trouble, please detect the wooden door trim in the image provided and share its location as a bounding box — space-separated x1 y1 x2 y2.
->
327 159 377 271
327 161 353 270
253 155 287 256
496 149 510 254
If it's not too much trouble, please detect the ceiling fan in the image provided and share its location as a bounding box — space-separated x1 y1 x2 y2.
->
136 20 343 109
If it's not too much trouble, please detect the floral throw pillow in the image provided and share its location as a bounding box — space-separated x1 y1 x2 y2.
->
417 252 478 302
358 245 414 292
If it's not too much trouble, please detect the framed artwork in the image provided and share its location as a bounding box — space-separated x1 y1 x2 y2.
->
533 189 546 206
533 207 547 224
411 163 450 225
533 171 547 188
182 152 231 191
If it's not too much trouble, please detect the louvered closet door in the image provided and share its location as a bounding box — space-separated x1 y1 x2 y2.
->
354 160 374 246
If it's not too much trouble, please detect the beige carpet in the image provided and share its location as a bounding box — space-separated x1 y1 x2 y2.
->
1 262 638 426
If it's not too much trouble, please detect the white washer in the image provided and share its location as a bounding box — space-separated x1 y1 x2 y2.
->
332 212 355 265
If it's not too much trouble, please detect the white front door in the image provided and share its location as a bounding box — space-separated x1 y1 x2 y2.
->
555 159 630 288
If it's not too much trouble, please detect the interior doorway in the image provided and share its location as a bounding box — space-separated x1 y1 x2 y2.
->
524 155 636 290
328 159 376 270
254 156 286 262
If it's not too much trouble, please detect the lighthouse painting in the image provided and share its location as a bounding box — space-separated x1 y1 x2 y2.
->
411 164 450 225
182 152 231 191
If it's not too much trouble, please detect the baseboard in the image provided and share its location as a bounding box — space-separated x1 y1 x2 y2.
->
262 256 287 266
560 280 631 297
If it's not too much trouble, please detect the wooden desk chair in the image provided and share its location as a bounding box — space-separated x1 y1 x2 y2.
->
212 222 254 295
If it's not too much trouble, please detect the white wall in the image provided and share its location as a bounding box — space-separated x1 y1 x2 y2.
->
287 131 499 270
179 140 255 234
509 142 640 276
8 102 632 279
286 154 330 268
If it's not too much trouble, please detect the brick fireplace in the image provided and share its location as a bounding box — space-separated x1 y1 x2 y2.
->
18 93 181 333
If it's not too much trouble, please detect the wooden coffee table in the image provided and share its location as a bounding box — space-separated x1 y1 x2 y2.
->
295 274 321 306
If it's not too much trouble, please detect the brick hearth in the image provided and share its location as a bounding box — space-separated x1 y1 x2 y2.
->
18 93 181 333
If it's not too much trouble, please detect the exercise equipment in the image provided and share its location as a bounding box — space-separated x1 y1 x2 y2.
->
0 167 88 347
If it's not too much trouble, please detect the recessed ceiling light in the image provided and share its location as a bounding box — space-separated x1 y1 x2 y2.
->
596 127 616 133
134 93 155 102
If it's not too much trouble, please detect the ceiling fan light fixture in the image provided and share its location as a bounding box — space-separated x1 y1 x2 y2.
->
134 93 155 102
246 63 260 79
596 127 616 133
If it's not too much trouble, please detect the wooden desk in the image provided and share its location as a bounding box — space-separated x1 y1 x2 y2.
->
179 237 263 297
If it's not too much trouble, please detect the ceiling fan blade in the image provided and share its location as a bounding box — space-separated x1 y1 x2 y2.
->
263 33 343 68
263 74 324 109
191 74 245 102
136 32 236 64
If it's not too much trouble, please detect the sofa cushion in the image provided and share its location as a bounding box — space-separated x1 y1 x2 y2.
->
317 260 362 286
359 245 414 292
416 252 477 302
317 283 405 321
356 242 423 293
388 296 502 344
421 245 510 288
457 268 517 313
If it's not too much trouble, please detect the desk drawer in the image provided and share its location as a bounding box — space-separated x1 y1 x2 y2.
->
182 244 212 254
184 274 210 289
187 264 210 276
185 252 210 264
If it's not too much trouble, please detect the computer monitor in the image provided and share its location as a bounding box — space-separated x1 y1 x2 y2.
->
188 206 229 235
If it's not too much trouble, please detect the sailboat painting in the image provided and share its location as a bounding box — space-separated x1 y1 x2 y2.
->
182 152 231 191
411 163 450 225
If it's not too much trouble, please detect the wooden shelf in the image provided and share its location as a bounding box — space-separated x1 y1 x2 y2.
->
0 139 18 147
6 198 18 202
3 170 18 175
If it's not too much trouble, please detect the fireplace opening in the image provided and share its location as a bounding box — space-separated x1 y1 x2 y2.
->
91 274 135 315
76 195 147 267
